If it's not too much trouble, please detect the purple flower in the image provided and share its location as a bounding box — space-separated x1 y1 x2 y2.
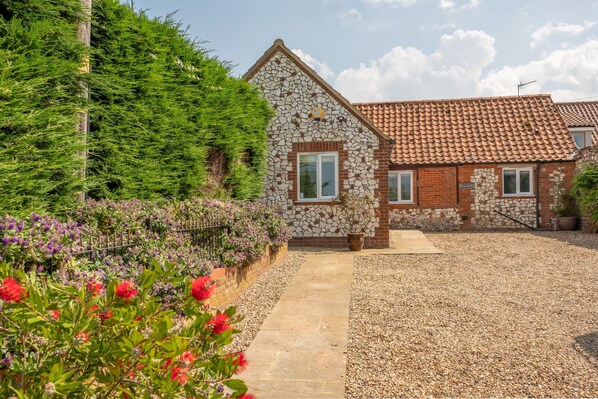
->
2 237 10 246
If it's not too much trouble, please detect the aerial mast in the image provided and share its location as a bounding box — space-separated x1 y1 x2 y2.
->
517 80 536 96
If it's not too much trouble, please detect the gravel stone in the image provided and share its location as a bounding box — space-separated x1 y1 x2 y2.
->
347 231 598 398
230 249 308 353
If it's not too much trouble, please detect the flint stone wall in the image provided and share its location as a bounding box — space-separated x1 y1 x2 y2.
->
471 168 537 228
248 50 383 239
389 208 461 231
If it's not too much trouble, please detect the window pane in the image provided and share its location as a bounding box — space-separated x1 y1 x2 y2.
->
321 156 336 197
504 170 516 194
400 173 411 201
389 174 398 202
299 155 317 199
519 170 531 193
573 133 585 148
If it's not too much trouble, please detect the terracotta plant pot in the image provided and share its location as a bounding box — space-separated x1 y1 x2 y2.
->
347 233 365 251
557 216 578 231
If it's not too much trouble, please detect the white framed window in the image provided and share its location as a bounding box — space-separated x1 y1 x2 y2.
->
502 167 533 196
298 152 338 201
571 129 593 149
389 170 413 203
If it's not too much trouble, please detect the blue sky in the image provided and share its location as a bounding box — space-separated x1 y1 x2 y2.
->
129 0 598 102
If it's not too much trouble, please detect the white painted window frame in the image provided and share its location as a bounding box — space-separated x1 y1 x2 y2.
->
502 167 534 197
570 127 593 149
389 170 414 204
297 152 339 201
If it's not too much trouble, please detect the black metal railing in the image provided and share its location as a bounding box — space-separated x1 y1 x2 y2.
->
172 218 230 260
72 216 229 262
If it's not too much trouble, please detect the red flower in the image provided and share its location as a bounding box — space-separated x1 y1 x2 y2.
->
48 310 60 320
100 309 114 321
171 366 188 385
233 352 248 374
208 313 231 334
115 281 138 300
178 351 197 366
0 277 25 303
86 281 103 296
239 394 256 399
191 276 214 301
87 304 99 314
76 331 89 343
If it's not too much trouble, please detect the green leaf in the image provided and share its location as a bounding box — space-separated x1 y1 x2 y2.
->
224 379 248 396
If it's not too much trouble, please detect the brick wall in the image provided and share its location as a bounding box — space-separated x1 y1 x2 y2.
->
389 162 576 230
206 244 288 308
389 165 461 231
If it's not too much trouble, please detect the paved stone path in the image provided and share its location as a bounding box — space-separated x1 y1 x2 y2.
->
242 230 441 399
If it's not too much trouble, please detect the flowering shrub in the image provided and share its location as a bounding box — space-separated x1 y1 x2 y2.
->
0 262 254 398
1 198 290 303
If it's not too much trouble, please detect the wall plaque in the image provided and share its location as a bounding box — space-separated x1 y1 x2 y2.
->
459 182 476 189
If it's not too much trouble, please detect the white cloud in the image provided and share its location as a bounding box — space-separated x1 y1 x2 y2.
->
291 49 335 80
530 21 596 48
362 0 419 7
421 22 457 30
338 8 363 25
335 29 495 101
334 30 598 102
439 0 480 11
478 40 598 100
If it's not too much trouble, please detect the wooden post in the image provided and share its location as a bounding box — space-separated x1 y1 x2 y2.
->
77 0 92 202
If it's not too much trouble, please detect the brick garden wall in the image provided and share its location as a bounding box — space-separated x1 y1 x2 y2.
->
206 244 288 308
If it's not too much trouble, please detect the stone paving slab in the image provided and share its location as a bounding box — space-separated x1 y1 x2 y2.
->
242 230 441 399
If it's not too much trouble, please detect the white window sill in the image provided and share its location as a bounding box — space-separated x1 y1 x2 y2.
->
502 193 534 197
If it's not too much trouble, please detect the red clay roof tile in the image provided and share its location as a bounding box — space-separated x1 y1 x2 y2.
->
555 101 598 143
354 95 576 165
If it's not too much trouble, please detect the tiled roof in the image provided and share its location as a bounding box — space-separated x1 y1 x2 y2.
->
555 101 598 143
558 111 595 128
354 94 576 165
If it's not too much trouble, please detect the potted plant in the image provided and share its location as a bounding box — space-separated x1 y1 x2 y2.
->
554 190 578 231
336 192 377 251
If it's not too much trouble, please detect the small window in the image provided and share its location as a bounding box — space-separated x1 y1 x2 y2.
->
389 171 413 203
572 132 586 148
298 152 338 201
503 167 533 196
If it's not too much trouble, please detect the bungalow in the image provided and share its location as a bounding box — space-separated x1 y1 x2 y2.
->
356 96 578 231
245 39 581 245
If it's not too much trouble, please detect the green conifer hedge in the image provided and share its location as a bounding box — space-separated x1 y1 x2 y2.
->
0 0 273 216
0 0 88 216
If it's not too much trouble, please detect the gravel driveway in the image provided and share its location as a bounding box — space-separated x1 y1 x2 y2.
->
347 231 598 398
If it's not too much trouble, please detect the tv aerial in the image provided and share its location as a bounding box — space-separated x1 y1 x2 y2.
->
517 80 536 96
